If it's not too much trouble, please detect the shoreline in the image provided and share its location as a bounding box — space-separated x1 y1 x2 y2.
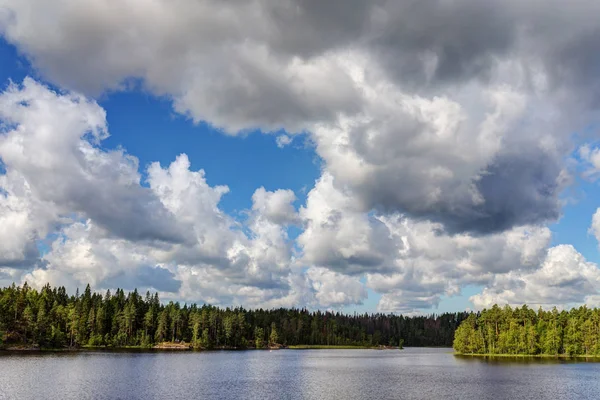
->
454 353 600 359
286 345 401 350
1 344 403 352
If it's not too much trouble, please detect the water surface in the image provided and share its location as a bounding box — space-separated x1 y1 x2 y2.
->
1 347 599 399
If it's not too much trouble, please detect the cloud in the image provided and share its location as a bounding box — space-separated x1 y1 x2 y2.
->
20 220 178 295
0 172 44 267
579 144 600 181
298 172 399 275
7 1 599 103
147 157 295 291
306 267 367 307
0 266 26 288
121 266 181 293
0 0 364 133
298 172 553 311
16 152 303 304
377 291 445 315
590 208 600 245
0 78 186 244
365 218 552 312
251 187 298 225
471 245 600 309
275 134 293 148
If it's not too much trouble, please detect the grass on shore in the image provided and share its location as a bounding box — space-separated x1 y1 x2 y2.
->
3 342 400 352
288 345 395 350
82 345 152 349
455 352 600 359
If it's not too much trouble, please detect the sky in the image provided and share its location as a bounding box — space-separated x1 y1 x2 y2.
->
2 1 600 314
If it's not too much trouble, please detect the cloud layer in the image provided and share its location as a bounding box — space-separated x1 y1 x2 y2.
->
1 0 600 311
3 0 592 234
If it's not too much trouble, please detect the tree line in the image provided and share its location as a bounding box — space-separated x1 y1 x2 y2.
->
0 283 467 349
453 304 600 356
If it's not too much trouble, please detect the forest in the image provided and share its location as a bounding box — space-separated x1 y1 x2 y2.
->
453 304 600 356
0 283 468 350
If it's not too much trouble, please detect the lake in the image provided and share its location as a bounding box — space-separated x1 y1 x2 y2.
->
1 347 600 399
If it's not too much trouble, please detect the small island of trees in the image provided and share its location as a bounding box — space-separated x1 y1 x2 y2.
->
453 304 600 357
0 283 467 351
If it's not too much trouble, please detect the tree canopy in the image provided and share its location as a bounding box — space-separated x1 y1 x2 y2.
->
453 304 600 356
0 283 467 349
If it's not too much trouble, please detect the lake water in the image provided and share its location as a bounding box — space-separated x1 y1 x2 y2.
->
1 347 600 399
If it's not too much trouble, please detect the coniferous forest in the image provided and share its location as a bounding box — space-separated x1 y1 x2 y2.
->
7 283 600 357
0 283 467 350
453 305 600 356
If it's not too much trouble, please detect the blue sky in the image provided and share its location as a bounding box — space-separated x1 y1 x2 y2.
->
2 1 600 315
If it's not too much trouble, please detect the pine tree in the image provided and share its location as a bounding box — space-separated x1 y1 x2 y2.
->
255 327 264 349
269 322 278 346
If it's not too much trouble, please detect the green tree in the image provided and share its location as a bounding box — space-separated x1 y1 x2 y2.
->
269 322 278 346
190 312 201 348
23 305 35 343
155 310 168 343
255 327 264 349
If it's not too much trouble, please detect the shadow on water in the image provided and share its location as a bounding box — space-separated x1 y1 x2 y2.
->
0 348 193 358
454 354 600 365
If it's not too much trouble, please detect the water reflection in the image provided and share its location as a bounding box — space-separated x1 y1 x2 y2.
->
455 354 600 365
2 348 600 399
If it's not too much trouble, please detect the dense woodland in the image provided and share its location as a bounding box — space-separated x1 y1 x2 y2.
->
454 305 600 356
0 283 468 349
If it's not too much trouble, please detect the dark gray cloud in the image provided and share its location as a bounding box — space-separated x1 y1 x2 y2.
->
136 266 181 293
265 0 372 57
0 242 39 269
98 266 182 293
370 0 516 89
65 180 187 244
463 151 562 234
2 0 598 113
364 147 564 235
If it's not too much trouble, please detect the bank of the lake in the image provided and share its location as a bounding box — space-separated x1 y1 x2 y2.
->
1 343 402 352
455 352 600 360
288 344 400 350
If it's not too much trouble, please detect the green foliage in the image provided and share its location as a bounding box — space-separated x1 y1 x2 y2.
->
0 283 467 349
88 334 104 347
269 322 278 346
201 328 211 349
255 327 264 349
453 304 600 356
